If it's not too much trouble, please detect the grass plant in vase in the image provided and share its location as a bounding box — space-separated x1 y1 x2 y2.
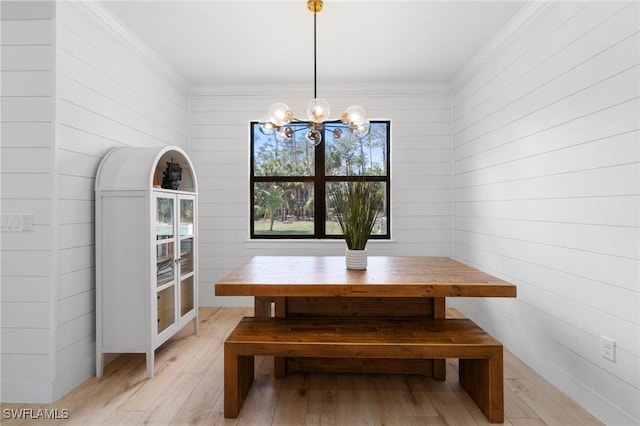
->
329 179 384 270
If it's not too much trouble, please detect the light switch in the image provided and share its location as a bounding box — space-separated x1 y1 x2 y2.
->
1 214 34 232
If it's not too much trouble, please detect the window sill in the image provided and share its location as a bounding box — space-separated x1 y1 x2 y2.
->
244 239 397 249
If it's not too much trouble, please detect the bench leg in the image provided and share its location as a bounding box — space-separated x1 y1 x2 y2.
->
459 350 504 423
224 344 254 418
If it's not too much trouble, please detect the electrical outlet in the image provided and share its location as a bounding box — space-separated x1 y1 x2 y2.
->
601 336 616 362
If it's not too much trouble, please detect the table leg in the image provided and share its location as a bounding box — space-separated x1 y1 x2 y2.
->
273 297 287 377
433 297 446 380
273 297 286 317
253 296 287 318
254 297 288 377
254 296 271 317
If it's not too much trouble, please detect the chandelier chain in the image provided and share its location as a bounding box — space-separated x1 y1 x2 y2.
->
313 11 317 99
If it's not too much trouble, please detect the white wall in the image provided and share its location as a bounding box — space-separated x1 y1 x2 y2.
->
1 0 56 403
1 1 189 403
190 85 454 306
54 1 188 401
3 3 637 422
450 2 639 425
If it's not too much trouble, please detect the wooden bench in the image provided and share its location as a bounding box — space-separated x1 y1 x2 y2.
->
224 317 505 423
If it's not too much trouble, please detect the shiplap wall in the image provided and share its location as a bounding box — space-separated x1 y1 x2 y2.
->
190 85 454 306
450 1 639 425
53 2 188 401
1 1 189 403
1 0 56 403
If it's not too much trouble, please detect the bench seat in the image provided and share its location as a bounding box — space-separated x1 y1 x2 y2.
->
224 317 504 423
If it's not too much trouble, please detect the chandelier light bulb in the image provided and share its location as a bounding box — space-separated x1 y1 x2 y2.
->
278 126 294 140
305 128 323 146
341 105 366 127
258 115 276 135
306 98 330 123
269 103 293 126
354 121 371 138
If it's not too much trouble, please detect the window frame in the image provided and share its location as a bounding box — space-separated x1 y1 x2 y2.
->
250 120 391 240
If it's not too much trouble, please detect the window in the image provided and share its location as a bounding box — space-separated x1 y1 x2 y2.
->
250 120 390 240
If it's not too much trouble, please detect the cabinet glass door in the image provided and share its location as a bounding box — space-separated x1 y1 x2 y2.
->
179 198 194 237
180 240 193 276
156 197 174 240
156 196 176 288
155 194 177 334
179 198 194 276
156 242 174 286
157 286 175 333
178 196 195 318
181 276 194 316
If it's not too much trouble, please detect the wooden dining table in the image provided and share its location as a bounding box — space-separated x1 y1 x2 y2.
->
215 256 517 378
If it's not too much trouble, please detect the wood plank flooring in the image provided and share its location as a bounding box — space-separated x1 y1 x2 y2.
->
0 307 604 426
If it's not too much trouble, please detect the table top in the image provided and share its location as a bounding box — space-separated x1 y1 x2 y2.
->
215 256 517 298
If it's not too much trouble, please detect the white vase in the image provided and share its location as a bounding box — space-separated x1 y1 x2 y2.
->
345 248 367 270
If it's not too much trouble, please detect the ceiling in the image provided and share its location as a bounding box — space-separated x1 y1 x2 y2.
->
100 0 528 89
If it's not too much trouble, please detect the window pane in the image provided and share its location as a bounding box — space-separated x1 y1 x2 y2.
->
249 120 390 240
325 182 388 237
253 181 314 235
325 122 388 176
252 123 315 177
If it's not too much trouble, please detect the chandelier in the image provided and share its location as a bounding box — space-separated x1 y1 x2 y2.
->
258 0 370 146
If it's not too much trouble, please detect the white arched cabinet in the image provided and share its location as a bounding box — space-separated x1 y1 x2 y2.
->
95 146 198 377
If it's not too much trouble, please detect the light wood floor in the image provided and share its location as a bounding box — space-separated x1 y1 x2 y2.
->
1 307 603 426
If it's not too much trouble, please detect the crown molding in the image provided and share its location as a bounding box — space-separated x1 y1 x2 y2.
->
452 1 558 89
67 1 190 95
